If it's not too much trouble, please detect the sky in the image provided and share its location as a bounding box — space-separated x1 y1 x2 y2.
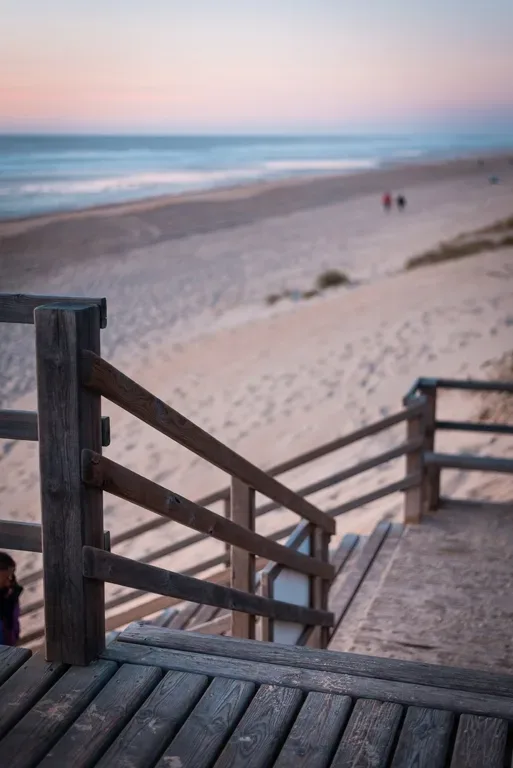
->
1 0 513 134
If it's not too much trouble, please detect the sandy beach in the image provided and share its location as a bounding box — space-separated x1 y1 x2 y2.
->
1 155 513 640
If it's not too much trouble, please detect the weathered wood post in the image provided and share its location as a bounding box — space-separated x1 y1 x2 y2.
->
223 493 231 567
311 526 331 648
404 400 427 524
419 383 440 510
230 478 256 639
35 303 105 665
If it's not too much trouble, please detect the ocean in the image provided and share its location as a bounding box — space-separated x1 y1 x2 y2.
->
1 132 512 220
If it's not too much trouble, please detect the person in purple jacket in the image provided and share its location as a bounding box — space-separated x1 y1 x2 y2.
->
0 552 22 646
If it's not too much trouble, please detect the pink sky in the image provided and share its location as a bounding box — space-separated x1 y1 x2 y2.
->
1 1 512 132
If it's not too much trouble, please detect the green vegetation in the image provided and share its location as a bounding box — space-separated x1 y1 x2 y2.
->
316 269 350 290
406 234 513 271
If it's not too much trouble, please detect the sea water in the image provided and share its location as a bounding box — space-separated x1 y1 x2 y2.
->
1 132 512 220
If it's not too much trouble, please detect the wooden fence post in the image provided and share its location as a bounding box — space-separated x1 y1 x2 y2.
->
404 405 426 524
420 385 440 510
311 527 331 648
230 478 256 639
35 303 105 665
223 493 231 566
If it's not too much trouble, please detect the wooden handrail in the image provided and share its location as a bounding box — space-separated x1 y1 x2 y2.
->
81 350 335 534
435 420 513 436
0 409 111 445
406 376 513 396
82 547 334 627
0 521 42 553
0 293 107 327
81 450 333 580
424 452 513 474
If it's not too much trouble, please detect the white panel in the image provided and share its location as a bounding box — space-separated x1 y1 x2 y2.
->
273 535 310 645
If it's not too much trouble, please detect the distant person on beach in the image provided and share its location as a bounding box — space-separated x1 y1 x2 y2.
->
382 192 392 211
397 194 406 210
0 552 22 645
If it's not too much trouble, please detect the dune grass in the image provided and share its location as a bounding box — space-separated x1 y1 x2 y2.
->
406 233 513 271
265 268 350 306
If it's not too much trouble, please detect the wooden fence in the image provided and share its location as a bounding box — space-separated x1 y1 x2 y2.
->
2 293 511 661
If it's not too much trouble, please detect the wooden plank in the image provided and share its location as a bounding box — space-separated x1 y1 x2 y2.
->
213 683 303 768
329 522 391 632
0 520 41 553
0 655 66 740
391 707 454 768
328 474 420 518
116 622 513 701
83 547 334 627
436 419 513 435
332 534 359 574
419 385 439 511
190 613 231 635
35 303 105 665
153 607 178 628
82 450 333 580
256 438 423 518
40 664 161 767
312 527 330 648
0 410 110 444
274 691 352 768
0 659 117 768
81 351 335 534
102 641 513 721
188 604 220 629
231 478 256 639
404 410 425 523
96 670 209 768
450 714 508 768
156 677 256 768
424 376 513 394
167 602 202 630
425 451 513 474
331 698 403 768
0 293 107 327
0 646 32 686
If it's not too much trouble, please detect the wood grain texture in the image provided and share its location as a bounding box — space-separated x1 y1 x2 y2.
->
101 641 513 720
190 612 232 635
83 547 333 627
0 520 41 552
331 698 403 768
0 410 110 444
213 683 303 768
404 412 425 524
0 645 32 686
116 622 513 701
41 664 161 767
0 655 66 740
81 350 335 533
274 691 352 768
450 714 508 768
157 677 256 768
0 293 107 327
230 478 256 639
0 659 117 768
81 451 331 580
330 523 391 632
96 670 209 768
391 707 454 768
35 304 105 665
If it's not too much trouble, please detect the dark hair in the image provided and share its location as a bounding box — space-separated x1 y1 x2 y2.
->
0 552 16 571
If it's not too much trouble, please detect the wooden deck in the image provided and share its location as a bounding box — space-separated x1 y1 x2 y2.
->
333 501 513 673
3 623 513 767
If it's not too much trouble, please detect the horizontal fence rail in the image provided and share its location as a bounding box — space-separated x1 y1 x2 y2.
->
81 350 335 535
435 420 513 436
81 450 333 580
0 409 111 445
83 547 333 627
425 452 513 475
0 293 107 327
